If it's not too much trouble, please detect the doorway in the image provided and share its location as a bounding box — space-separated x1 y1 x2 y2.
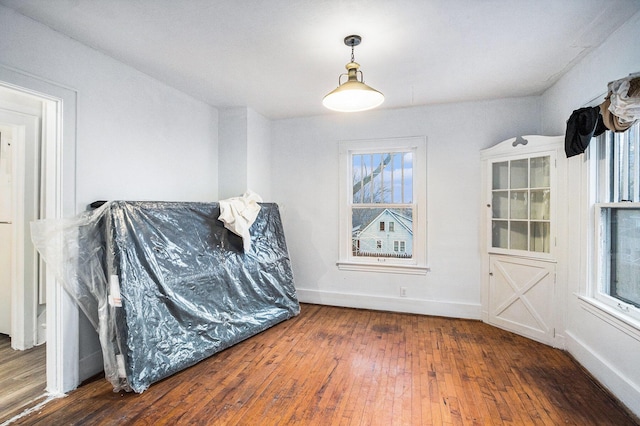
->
0 86 47 421
0 104 45 349
0 66 79 403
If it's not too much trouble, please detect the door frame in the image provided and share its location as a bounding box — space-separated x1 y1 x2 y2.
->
0 64 79 394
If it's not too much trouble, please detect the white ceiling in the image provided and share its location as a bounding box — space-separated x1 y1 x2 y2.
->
2 0 639 119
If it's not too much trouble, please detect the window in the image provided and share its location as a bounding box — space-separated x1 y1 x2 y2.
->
394 240 406 253
593 122 640 321
338 137 428 274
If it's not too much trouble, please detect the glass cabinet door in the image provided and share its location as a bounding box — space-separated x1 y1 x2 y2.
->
491 155 551 253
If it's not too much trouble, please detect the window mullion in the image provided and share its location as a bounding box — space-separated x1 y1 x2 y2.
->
632 126 640 202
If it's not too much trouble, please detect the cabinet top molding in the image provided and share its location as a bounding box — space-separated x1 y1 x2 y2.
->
481 135 563 159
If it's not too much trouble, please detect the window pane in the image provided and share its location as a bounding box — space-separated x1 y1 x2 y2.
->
392 153 403 203
352 207 413 258
610 208 640 307
530 189 550 220
492 191 508 218
530 222 550 253
510 159 529 189
403 153 413 203
352 154 377 204
492 161 509 190
610 128 640 203
510 190 528 219
492 220 508 248
354 151 412 205
362 154 373 202
372 153 383 202
530 156 550 188
510 221 528 250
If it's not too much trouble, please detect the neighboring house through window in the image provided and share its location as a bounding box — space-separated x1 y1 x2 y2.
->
338 136 428 274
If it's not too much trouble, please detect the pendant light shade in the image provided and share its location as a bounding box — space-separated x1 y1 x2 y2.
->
323 35 384 112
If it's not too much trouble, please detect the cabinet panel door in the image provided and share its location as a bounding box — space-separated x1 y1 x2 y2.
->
489 255 555 345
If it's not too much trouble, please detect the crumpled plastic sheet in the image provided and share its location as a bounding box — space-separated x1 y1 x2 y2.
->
31 201 300 393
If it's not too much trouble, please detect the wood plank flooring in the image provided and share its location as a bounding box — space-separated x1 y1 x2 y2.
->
9 304 639 425
0 334 47 424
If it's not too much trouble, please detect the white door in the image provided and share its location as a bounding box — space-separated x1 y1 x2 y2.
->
489 255 556 345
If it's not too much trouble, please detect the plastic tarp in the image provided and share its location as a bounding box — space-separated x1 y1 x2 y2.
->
31 201 299 393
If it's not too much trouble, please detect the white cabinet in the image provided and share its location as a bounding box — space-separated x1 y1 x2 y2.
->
481 135 565 347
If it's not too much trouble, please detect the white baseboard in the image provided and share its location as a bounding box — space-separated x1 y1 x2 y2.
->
296 288 482 320
566 330 640 419
78 349 103 383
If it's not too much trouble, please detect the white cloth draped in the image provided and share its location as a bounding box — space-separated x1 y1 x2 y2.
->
218 191 263 252
607 72 640 124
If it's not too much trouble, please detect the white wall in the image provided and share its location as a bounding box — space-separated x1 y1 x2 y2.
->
218 107 272 200
218 108 248 199
0 5 219 382
0 6 219 210
272 97 541 318
247 108 272 200
541 10 640 417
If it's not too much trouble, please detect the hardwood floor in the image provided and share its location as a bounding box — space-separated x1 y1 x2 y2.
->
8 304 639 425
0 334 47 424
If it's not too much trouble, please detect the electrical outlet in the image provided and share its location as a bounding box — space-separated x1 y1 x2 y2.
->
400 286 407 297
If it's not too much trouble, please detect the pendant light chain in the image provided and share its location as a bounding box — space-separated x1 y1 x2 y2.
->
351 44 355 63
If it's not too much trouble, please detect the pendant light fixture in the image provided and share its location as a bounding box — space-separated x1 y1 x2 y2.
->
323 35 384 112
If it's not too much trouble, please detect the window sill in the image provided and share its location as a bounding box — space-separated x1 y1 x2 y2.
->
577 295 640 343
336 261 430 275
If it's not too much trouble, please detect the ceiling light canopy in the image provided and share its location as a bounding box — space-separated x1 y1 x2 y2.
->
323 35 384 113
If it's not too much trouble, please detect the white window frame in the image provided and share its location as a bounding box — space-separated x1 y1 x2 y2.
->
586 123 640 332
594 203 640 323
337 136 428 274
